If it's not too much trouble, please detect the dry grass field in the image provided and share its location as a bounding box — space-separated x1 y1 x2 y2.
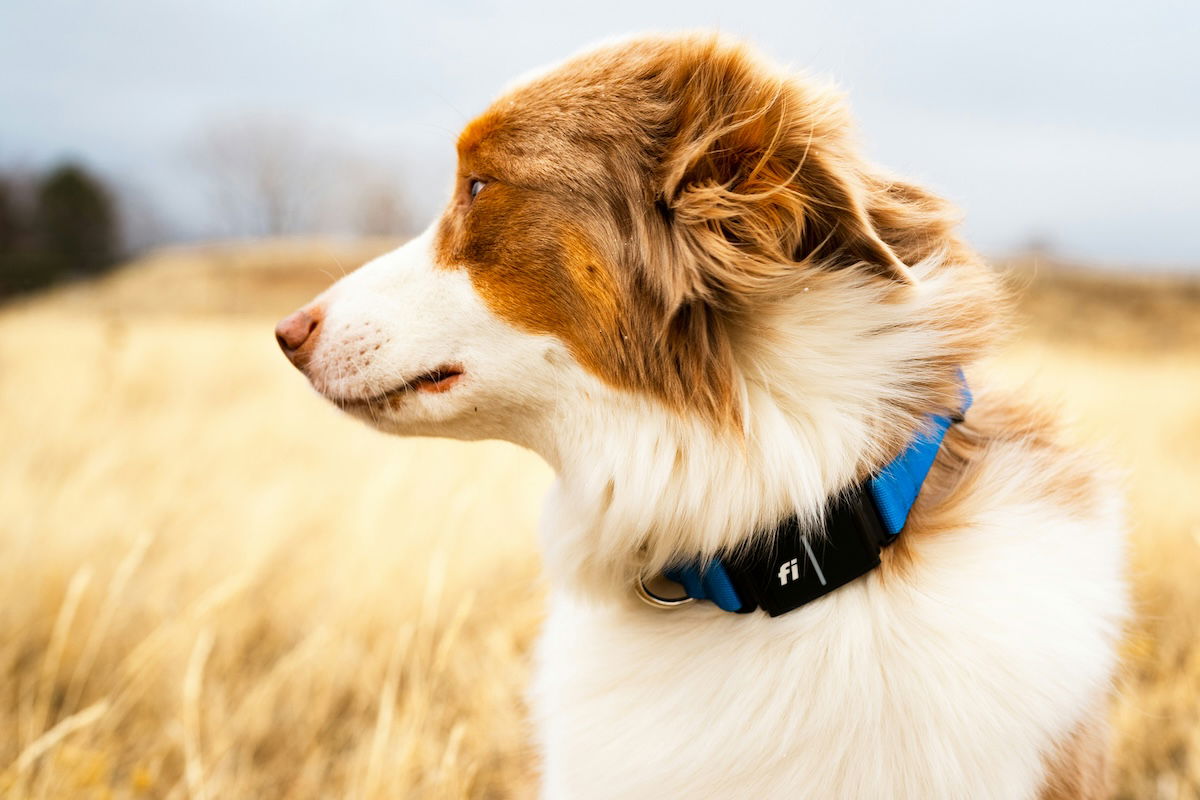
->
1 242 1197 799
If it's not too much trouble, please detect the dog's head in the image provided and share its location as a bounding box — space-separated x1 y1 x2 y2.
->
277 33 984 461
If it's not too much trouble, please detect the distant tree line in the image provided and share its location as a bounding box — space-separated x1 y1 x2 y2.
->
0 116 416 301
0 163 121 299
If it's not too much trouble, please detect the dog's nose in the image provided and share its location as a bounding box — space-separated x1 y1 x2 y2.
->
275 306 323 368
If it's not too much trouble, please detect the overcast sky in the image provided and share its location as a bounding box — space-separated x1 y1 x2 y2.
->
3 0 1198 267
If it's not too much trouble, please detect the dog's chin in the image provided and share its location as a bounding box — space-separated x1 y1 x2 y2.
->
318 365 471 433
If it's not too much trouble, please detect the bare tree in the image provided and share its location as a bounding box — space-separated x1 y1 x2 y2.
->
190 115 336 237
342 159 414 237
189 114 415 239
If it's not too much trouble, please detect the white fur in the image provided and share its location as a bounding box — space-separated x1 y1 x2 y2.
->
303 230 1127 799
535 426 1126 799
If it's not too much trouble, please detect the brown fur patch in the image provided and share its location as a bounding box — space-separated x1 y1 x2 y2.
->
883 390 1106 580
434 33 999 430
1037 703 1113 800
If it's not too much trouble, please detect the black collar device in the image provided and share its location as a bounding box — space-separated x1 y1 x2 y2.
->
639 379 971 617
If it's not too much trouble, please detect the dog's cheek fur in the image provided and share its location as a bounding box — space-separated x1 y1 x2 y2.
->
438 185 623 361
434 178 744 429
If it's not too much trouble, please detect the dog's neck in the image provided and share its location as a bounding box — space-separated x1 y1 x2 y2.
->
529 257 991 604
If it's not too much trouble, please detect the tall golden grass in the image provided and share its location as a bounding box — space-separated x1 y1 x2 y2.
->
1 243 1197 799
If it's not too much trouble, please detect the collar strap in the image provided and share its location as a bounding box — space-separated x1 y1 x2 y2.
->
653 379 972 617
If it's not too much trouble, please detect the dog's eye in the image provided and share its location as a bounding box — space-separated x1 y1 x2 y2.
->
469 179 486 199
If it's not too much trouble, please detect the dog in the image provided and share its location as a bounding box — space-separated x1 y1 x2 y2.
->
275 33 1127 799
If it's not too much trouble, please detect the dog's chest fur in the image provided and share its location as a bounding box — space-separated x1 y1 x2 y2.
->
531 408 1126 800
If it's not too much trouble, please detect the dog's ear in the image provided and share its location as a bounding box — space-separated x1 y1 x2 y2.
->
656 40 914 306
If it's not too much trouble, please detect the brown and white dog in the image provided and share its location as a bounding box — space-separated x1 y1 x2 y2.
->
276 33 1126 799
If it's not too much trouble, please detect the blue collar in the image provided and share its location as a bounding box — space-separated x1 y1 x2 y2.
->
640 379 972 616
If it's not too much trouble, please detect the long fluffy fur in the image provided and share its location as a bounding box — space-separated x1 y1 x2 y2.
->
281 32 1128 799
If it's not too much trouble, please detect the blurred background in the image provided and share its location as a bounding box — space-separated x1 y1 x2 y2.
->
2 1 1197 798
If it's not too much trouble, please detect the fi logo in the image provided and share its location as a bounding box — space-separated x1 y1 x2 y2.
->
777 540 827 587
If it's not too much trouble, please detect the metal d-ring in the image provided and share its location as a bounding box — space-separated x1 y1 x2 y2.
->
634 575 695 609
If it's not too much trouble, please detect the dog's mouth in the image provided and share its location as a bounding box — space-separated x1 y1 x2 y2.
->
331 364 464 409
